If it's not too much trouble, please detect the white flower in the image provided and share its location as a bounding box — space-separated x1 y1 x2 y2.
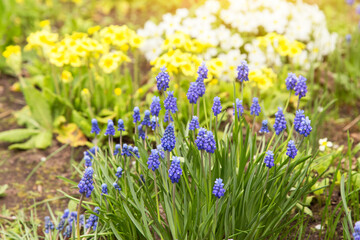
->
319 138 333 152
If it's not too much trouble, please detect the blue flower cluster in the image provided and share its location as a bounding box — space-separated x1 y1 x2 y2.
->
104 120 116 136
259 120 270 134
250 97 261 116
113 182 121 192
84 155 92 167
142 110 151 127
195 128 216 153
294 110 305 133
212 178 226 199
78 167 94 198
101 183 108 195
353 221 360 240
189 116 200 131
236 60 249 82
212 97 222 116
115 167 123 179
147 149 161 171
56 209 69 231
264 151 275 169
187 82 199 104
197 62 208 79
150 116 158 131
286 140 298 159
273 107 287 135
168 157 182 183
85 207 100 231
285 73 297 91
233 98 244 119
150 96 161 117
117 119 125 131
161 124 176 151
114 144 121 155
164 109 174 123
133 107 141 124
156 67 170 92
164 91 178 113
90 119 101 135
44 216 54 234
299 117 312 137
138 124 146 140
294 75 308 99
84 146 98 159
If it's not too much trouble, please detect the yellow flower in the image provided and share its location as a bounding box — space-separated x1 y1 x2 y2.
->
2 45 21 58
99 53 119 74
68 54 82 67
114 88 122 96
40 20 50 28
81 88 90 98
88 26 101 35
61 70 73 83
130 35 143 48
180 62 194 76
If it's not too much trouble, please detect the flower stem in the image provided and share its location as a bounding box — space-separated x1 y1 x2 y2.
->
153 171 161 223
213 199 219 239
172 184 177 239
76 194 84 240
200 150 205 176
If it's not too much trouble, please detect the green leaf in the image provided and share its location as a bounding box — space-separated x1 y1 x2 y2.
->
0 129 39 143
9 130 52 150
0 184 8 197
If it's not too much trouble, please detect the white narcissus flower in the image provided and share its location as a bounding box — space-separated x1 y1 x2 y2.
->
319 138 333 152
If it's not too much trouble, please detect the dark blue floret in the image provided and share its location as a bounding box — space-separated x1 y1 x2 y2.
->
286 140 297 159
204 130 216 154
264 150 275 168
187 82 199 104
114 144 121 156
294 110 305 133
233 98 244 120
294 75 307 99
164 109 173 123
85 207 100 231
150 96 161 117
78 167 94 198
299 116 312 137
138 124 146 140
147 149 160 171
285 73 297 91
156 67 170 92
104 120 115 136
195 77 206 98
164 91 178 113
157 145 165 159
84 146 99 159
84 155 92 167
113 182 121 192
117 119 125 131
236 60 249 82
150 116 158 131
121 144 131 156
273 107 287 135
90 119 101 135
195 128 207 151
142 110 151 127
56 209 69 231
212 97 222 116
44 216 54 234
161 124 176 151
212 178 226 198
259 120 270 134
101 183 108 195
133 107 141 124
189 116 200 131
250 97 261 116
132 146 140 158
168 157 182 183
115 167 123 179
197 62 208 79
63 225 72 238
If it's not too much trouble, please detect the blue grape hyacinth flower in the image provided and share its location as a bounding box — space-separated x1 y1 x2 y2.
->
195 128 207 151
114 144 121 156
353 221 360 240
113 182 121 192
133 107 141 124
117 119 125 131
204 130 216 154
294 110 305 133
250 97 261 116
56 209 69 231
104 120 115 136
101 183 108 196
189 116 200 131
86 207 100 231
78 167 94 198
264 151 275 168
212 96 222 116
286 140 298 159
195 76 206 98
156 66 170 92
132 146 140 158
168 156 183 183
84 146 99 160
121 144 131 156
273 107 287 135
212 178 226 199
147 149 161 171
285 73 297 91
187 82 199 104
138 124 146 140
84 155 92 167
259 120 270 134
164 109 174 123
161 124 176 151
90 119 101 135
294 75 307 99
233 98 244 119
63 225 72 238
150 96 161 117
150 116 158 131
164 91 178 113
142 110 151 127
115 167 123 179
236 60 249 82
299 116 312 137
44 216 54 234
157 145 165 159
197 62 208 79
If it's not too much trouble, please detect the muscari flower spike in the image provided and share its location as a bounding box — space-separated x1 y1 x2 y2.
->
164 91 178 113
157 145 165 159
44 216 54 234
195 76 206 98
286 140 298 159
133 107 141 124
113 182 121 192
150 116 158 131
233 98 244 119
164 109 174 123
236 60 249 82
147 149 161 171
78 167 94 198
204 130 216 154
68 212 77 225
353 221 360 240
90 119 101 135
101 183 108 196
294 110 305 133
161 124 176 151
197 62 208 79
168 156 183 183
264 150 275 169
259 120 270 134
63 225 72 238
84 146 99 159
104 120 115 136
212 96 222 116
115 167 123 179
84 155 92 167
294 75 307 99
142 110 151 127
299 116 312 137
273 107 287 135
56 209 69 231
138 124 146 140
121 144 131 157
187 82 199 104
132 146 140 158
150 96 161 117
189 116 200 131
85 207 100 231
114 144 121 155
79 215 84 226
117 119 125 131
212 178 226 199
195 128 207 150
285 73 297 91
156 66 170 92
250 97 261 116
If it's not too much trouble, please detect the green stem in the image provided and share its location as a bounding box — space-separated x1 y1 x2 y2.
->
153 172 161 223
172 184 177 239
76 194 84 240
